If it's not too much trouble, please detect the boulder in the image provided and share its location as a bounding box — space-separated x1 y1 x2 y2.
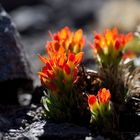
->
0 5 33 104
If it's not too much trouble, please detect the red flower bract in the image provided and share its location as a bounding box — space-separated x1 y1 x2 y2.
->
88 95 99 111
88 95 97 106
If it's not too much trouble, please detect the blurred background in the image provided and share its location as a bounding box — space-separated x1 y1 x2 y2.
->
1 0 140 87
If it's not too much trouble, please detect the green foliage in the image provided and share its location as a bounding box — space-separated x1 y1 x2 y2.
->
125 37 140 55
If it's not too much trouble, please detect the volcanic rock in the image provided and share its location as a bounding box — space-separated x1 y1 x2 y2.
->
0 5 33 104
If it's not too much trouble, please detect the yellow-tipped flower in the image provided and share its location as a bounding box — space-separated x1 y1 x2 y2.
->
47 26 85 56
88 95 100 112
38 51 84 92
90 28 133 66
39 27 85 93
88 88 112 125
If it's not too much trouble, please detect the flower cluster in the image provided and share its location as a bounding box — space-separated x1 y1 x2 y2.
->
38 51 84 93
47 26 85 57
90 28 133 66
88 88 112 121
39 27 84 93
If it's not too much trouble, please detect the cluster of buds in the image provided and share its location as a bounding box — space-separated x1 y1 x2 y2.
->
90 28 133 67
88 88 113 129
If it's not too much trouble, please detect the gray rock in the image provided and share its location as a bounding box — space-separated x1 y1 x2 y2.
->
42 122 90 139
3 121 91 140
0 105 91 139
135 135 140 140
0 115 11 132
18 91 32 106
0 5 33 104
0 105 139 140
4 121 45 140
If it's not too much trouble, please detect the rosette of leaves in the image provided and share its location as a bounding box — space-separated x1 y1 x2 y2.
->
38 27 89 123
90 28 134 103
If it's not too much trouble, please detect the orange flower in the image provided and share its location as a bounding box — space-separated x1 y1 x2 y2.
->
88 95 99 111
47 26 85 56
88 89 113 127
90 28 133 64
97 88 111 103
38 27 85 92
38 51 84 91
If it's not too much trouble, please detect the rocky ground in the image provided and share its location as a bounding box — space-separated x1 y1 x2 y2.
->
0 0 140 139
0 104 103 140
0 104 139 140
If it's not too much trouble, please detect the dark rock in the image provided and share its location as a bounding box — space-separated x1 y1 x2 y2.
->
0 105 140 140
1 105 91 140
3 121 91 140
119 112 140 132
0 5 33 104
0 0 42 12
41 122 90 140
0 115 11 132
31 86 45 104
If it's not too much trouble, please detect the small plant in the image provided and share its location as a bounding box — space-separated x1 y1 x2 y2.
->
88 88 117 133
38 27 89 123
90 28 133 103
